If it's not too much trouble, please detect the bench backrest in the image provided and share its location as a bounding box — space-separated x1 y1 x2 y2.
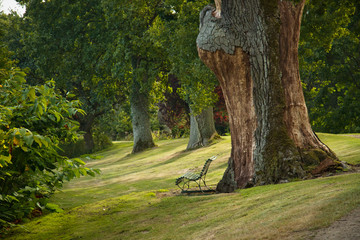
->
200 156 217 177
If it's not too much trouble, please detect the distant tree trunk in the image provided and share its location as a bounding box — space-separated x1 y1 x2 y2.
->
197 0 337 192
130 78 155 154
187 107 218 150
78 113 95 153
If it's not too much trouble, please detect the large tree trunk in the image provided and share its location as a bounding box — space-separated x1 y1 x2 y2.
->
187 107 218 150
197 0 337 192
130 78 155 154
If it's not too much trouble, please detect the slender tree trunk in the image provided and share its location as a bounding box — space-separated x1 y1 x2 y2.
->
197 0 338 192
187 106 218 150
130 78 155 154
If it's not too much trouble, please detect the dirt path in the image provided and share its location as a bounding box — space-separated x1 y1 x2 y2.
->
313 134 360 239
313 207 360 240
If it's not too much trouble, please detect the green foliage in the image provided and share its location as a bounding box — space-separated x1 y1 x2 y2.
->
5 1 219 147
163 0 218 114
103 0 217 118
157 75 190 137
92 104 133 141
91 102 168 142
45 203 63 213
0 66 99 230
11 0 127 152
58 138 88 159
102 0 170 105
92 131 113 153
300 1 360 133
301 0 355 52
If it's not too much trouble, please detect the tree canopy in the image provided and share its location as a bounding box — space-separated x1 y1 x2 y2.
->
300 0 360 133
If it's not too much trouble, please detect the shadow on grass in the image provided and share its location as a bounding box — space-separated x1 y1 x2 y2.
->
150 150 192 169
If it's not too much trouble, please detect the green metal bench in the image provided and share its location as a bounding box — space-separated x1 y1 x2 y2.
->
175 156 217 193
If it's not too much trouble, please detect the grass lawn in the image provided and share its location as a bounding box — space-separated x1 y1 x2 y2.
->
318 133 360 165
5 134 360 240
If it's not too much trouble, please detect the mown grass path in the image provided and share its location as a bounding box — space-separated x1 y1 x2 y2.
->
6 134 360 240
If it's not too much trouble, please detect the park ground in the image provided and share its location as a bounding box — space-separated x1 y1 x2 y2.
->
5 133 360 240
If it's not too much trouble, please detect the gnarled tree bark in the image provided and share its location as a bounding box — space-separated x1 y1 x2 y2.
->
197 0 337 192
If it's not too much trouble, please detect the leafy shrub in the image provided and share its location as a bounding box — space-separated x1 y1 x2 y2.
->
93 106 133 141
58 137 88 158
0 68 99 231
92 130 113 152
60 133 112 158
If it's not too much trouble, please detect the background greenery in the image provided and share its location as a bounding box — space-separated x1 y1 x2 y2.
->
300 0 360 133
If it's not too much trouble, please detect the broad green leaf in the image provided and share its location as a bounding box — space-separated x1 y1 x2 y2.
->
73 168 80 178
28 88 36 101
66 159 73 166
37 104 43 116
40 98 48 112
19 128 26 136
7 195 19 202
20 145 29 152
0 154 12 163
50 110 62 122
43 137 51 147
79 168 87 176
24 134 34 147
33 135 43 147
73 158 86 165
66 93 76 98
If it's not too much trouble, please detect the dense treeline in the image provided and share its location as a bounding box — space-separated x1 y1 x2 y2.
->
3 0 359 150
4 0 221 153
300 0 360 133
0 0 359 231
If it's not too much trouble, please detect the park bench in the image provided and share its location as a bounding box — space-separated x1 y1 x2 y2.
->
175 156 217 193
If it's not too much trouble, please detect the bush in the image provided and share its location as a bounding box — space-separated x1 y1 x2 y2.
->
0 68 99 231
59 132 113 158
94 106 132 141
58 137 88 158
93 130 113 152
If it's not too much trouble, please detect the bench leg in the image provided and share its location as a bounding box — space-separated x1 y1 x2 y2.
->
176 179 190 191
178 178 214 193
200 177 212 191
196 181 203 192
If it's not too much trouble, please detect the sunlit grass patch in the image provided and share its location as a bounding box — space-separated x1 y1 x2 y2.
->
318 133 360 165
8 174 360 240
5 134 360 240
49 137 230 209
